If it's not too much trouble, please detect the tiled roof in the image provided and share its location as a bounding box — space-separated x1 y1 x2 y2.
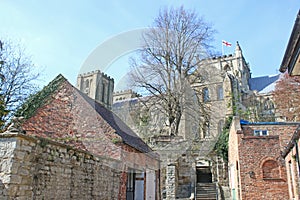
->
78 90 153 153
20 74 153 154
249 74 280 93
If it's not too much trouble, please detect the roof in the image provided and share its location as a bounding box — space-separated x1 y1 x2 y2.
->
78 90 153 154
280 10 300 75
19 74 153 154
249 74 280 93
282 125 300 157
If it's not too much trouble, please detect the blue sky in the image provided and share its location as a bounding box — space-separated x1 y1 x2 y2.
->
0 0 299 90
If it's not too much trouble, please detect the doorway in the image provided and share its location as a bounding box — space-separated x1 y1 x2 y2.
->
196 167 212 183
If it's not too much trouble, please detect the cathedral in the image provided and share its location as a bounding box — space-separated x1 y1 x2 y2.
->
77 41 279 199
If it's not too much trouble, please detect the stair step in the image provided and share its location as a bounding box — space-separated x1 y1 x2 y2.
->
196 183 217 200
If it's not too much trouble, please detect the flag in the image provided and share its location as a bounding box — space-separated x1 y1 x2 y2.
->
222 40 232 47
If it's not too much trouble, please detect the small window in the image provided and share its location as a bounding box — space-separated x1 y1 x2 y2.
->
217 85 224 100
254 130 268 136
224 64 230 71
262 130 268 136
203 87 209 102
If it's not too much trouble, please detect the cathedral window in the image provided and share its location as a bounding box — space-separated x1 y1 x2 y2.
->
217 85 224 100
203 87 209 102
102 83 106 103
224 64 230 71
203 121 210 138
264 98 274 110
85 79 90 95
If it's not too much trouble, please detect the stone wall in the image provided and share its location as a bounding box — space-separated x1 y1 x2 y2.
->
0 132 122 200
166 163 177 199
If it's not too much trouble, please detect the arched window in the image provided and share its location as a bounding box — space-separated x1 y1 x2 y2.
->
85 79 90 94
217 85 224 100
102 83 106 103
262 160 280 179
203 121 210 138
264 98 275 110
203 87 209 102
224 64 230 71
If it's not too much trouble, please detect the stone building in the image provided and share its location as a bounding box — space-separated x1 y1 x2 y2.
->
113 90 141 102
244 74 280 122
2 74 160 200
77 70 114 109
111 42 274 199
228 117 300 199
75 42 279 199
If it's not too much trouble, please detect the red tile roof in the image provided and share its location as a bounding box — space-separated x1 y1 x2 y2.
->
21 74 153 156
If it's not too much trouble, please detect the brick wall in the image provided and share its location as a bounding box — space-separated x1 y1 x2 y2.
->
0 133 122 200
228 119 299 199
22 81 123 160
242 124 299 152
238 135 288 199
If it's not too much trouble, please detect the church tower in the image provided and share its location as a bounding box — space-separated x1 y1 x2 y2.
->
77 70 114 109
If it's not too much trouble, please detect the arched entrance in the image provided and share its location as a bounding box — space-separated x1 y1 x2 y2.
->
196 160 213 183
196 166 212 183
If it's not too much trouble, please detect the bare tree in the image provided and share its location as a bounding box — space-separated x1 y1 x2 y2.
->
129 6 215 136
0 39 40 125
273 73 300 121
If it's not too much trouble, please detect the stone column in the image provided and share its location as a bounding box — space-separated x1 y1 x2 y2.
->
166 163 177 199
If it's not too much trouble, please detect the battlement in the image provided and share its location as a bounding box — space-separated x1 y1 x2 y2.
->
113 89 134 95
78 70 114 81
212 54 233 60
113 89 141 102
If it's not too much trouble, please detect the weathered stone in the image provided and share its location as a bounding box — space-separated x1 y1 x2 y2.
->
0 136 122 200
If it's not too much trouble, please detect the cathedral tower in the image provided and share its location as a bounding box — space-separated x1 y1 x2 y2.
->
77 70 114 109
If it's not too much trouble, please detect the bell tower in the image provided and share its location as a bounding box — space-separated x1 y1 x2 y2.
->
77 70 114 109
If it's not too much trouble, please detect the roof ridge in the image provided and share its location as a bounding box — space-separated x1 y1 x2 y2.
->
15 74 67 119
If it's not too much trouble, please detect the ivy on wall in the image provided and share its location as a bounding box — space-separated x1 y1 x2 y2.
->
214 116 232 161
15 74 66 119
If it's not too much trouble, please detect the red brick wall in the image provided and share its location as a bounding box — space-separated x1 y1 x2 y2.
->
118 171 127 200
238 134 289 199
242 124 299 151
228 120 300 199
21 80 160 200
22 81 123 159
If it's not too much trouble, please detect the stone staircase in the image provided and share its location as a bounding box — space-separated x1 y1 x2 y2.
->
196 183 217 200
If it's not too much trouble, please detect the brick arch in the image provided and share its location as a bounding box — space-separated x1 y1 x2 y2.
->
261 158 280 179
